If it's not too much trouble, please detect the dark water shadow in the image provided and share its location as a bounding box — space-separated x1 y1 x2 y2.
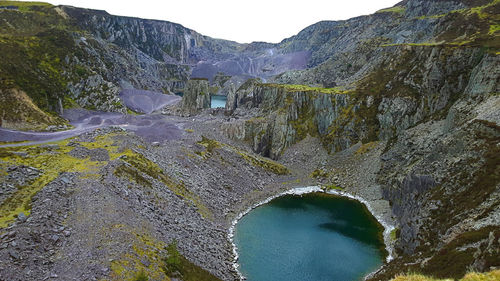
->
272 193 386 250
318 221 382 247
270 194 310 211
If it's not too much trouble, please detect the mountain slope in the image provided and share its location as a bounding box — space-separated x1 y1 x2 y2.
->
0 0 499 280
274 0 499 86
0 1 310 126
220 0 499 279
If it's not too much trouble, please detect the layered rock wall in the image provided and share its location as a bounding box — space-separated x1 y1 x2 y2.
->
225 43 499 159
181 79 210 115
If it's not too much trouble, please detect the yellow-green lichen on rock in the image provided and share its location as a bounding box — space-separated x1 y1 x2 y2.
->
259 83 351 95
0 138 110 228
197 136 290 175
106 224 170 281
0 131 137 228
112 146 213 220
391 270 500 281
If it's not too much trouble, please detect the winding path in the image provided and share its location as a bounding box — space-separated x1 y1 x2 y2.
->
0 92 183 147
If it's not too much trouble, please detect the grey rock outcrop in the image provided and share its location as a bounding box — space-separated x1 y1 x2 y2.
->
224 83 354 159
225 41 499 160
181 79 210 115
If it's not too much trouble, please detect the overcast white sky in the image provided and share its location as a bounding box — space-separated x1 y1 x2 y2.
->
41 0 402 43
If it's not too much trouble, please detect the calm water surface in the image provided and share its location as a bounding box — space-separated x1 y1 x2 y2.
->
234 193 385 281
211 95 226 108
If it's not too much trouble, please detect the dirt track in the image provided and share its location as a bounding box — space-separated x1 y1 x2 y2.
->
0 93 183 147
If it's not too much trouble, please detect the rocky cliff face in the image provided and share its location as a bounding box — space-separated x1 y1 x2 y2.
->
4 0 495 123
274 0 498 87
181 79 211 115
220 0 500 278
372 96 499 280
0 2 306 124
0 0 499 279
225 45 498 157
224 82 354 159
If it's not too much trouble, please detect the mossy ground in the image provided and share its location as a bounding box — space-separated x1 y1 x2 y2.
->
390 228 399 241
162 240 221 281
0 131 214 228
310 168 328 179
392 270 500 281
0 136 114 228
0 132 140 227
259 83 351 95
196 136 290 175
108 225 169 281
0 1 52 11
322 184 343 191
376 6 406 14
355 141 378 154
108 225 221 281
116 152 213 220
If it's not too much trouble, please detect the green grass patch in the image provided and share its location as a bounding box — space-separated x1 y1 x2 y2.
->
355 141 378 154
197 136 221 158
0 1 52 11
120 152 213 220
259 83 351 95
322 184 343 191
109 227 169 281
236 149 290 175
114 164 152 187
489 24 500 34
390 228 399 240
132 270 148 281
197 136 290 175
162 240 221 281
416 14 447 20
126 108 141 115
392 269 500 280
310 169 328 179
376 6 406 14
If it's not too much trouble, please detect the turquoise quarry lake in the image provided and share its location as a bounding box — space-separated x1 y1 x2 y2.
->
233 192 385 281
211 95 227 108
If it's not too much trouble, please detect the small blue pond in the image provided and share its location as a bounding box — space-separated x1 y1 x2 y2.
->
211 95 226 108
234 193 385 281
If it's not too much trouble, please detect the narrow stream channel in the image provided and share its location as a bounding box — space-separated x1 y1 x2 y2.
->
234 192 385 281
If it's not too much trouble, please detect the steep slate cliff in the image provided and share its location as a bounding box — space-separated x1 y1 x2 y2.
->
222 0 499 278
181 79 211 115
224 0 499 157
225 45 498 158
0 1 246 111
0 1 311 130
274 0 499 87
